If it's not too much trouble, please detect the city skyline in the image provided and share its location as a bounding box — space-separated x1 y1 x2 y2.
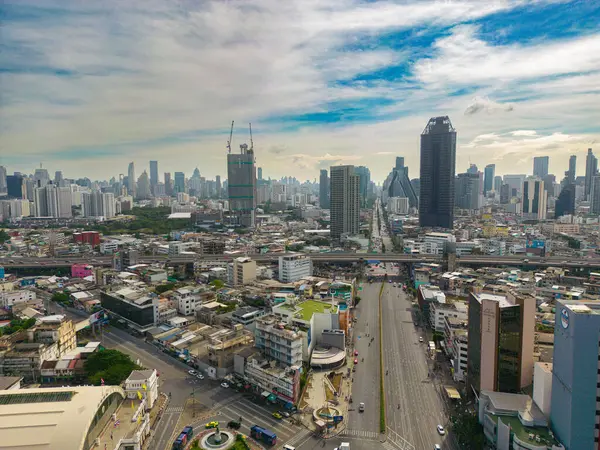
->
2 1 599 181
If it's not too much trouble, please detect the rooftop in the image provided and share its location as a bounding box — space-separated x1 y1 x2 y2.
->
472 292 514 308
279 299 335 321
486 414 559 447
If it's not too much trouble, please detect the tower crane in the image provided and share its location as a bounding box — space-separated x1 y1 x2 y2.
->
249 123 254 152
226 120 234 153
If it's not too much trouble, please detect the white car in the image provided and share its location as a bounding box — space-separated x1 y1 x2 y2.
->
196 373 204 380
188 369 197 376
434 445 441 450
437 425 445 435
221 382 230 388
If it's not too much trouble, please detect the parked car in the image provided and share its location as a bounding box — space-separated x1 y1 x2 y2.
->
221 382 230 388
272 412 283 420
188 370 197 376
437 425 445 435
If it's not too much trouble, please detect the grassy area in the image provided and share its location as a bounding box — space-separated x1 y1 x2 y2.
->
379 280 386 434
294 300 334 321
331 372 343 392
325 383 336 402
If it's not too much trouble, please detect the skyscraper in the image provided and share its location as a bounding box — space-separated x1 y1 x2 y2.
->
550 300 600 450
6 175 25 199
590 175 600 215
319 169 330 209
522 177 547 220
330 165 359 239
385 157 417 208
555 183 575 218
0 166 7 195
164 172 172 196
127 162 136 198
257 167 263 181
33 184 71 218
215 175 221 198
455 172 480 210
493 175 502 193
354 166 371 208
137 171 151 200
54 171 63 186
34 168 50 188
467 291 535 396
567 155 576 183
149 161 159 191
533 156 549 178
174 172 185 194
227 143 257 227
584 148 597 200
483 164 495 194
419 116 456 229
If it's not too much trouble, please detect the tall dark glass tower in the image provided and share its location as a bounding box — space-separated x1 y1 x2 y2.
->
419 116 456 229
319 169 330 209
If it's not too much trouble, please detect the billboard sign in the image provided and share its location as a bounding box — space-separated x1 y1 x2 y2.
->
560 308 569 329
527 240 545 249
89 311 104 324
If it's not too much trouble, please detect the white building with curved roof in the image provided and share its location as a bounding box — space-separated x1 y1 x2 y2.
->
0 385 126 450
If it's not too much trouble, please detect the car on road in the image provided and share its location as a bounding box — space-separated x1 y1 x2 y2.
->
188 370 197 376
437 425 445 435
196 373 204 380
434 445 441 450
221 382 230 388
228 420 241 429
354 358 358 364
205 421 219 429
358 402 365 412
272 412 283 420
354 350 358 356
419 337 424 343
279 410 290 418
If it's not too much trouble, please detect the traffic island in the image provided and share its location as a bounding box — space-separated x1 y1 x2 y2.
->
379 281 386 434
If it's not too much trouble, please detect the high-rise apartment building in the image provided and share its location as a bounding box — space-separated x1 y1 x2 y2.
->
355 166 371 207
149 161 158 191
499 184 510 204
81 191 115 218
522 177 547 220
33 184 71 218
419 116 456 229
319 169 329 209
550 300 600 449
330 165 359 239
0 166 7 196
227 143 257 227
467 291 535 396
455 172 481 210
127 162 136 198
533 156 549 179
585 148 597 200
483 164 495 194
215 175 222 198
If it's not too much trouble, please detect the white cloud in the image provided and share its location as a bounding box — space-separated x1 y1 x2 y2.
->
464 96 514 115
511 130 537 136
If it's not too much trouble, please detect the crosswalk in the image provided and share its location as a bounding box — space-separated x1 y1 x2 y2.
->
191 395 306 447
340 429 381 440
165 406 184 414
284 428 312 447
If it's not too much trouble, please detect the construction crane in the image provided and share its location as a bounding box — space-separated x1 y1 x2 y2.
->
249 122 254 152
226 120 234 153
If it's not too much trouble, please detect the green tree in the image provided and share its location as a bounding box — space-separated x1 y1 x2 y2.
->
0 229 10 244
155 283 175 294
450 411 485 449
210 279 225 289
51 292 70 304
84 349 141 385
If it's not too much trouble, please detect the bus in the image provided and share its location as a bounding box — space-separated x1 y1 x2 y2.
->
250 425 277 446
173 426 194 450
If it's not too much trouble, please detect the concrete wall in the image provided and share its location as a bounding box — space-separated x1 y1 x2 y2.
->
321 329 345 350
533 362 553 417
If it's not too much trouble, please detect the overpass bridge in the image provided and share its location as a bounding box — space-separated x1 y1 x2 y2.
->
2 253 600 269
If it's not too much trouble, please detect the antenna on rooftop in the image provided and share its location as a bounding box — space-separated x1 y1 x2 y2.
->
226 121 234 154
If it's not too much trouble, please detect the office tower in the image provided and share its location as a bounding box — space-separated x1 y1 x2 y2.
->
127 162 136 198
555 183 575 218
483 164 495 195
0 166 7 195
354 166 371 207
257 167 263 181
543 174 555 194
466 164 478 174
522 177 547 220
493 175 502 193
319 169 330 209
467 291 535 395
411 178 420 199
585 148 597 200
330 165 359 239
215 175 221 198
503 174 526 197
54 171 63 186
164 172 172 196
33 168 50 188
149 161 158 190
567 155 576 183
227 143 257 227
6 175 25 199
419 116 456 229
590 175 600 215
533 156 549 178
455 172 481 210
385 157 418 208
499 184 510 204
174 172 185 194
189 168 202 197
550 300 600 449
136 171 151 200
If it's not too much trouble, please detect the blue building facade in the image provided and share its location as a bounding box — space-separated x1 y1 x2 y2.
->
550 300 600 449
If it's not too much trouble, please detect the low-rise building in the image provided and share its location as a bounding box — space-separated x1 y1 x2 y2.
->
100 287 159 333
278 254 313 283
255 315 303 367
231 306 265 328
124 369 159 409
444 316 468 382
242 356 301 405
228 257 257 286
429 301 467 333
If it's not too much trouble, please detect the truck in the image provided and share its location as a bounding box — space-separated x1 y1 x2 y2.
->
173 426 194 450
250 425 277 446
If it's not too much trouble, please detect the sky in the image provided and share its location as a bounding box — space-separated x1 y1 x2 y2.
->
1 0 600 183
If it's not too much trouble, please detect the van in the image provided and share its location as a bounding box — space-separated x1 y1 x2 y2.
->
358 402 365 412
283 445 296 450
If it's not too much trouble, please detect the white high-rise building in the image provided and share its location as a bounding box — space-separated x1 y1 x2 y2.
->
0 166 7 196
82 191 115 218
522 177 547 220
279 254 312 282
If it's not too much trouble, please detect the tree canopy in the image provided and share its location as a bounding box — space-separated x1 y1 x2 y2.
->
450 410 485 449
0 229 10 244
84 349 141 386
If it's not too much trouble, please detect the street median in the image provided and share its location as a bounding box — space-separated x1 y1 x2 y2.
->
379 280 386 434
